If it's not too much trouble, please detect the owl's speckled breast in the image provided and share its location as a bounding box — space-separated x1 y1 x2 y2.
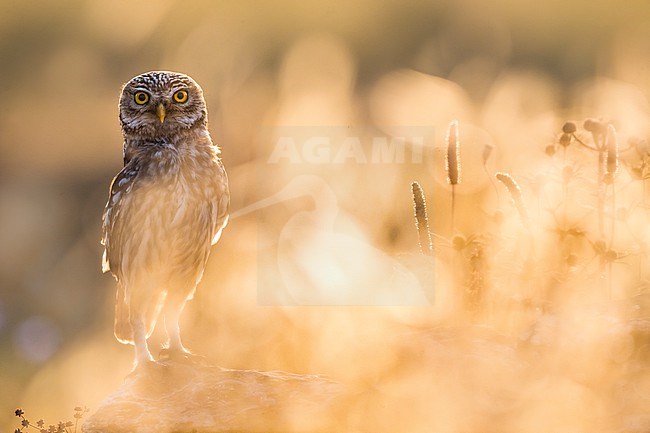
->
115 140 223 288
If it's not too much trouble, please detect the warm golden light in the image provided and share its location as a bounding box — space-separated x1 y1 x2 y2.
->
2 1 650 432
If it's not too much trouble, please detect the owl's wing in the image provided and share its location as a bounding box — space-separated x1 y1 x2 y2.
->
211 159 230 245
101 159 141 273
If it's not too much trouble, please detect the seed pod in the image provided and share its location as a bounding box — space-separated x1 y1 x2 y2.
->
559 133 572 147
445 120 461 185
605 124 618 177
584 118 603 133
495 172 529 228
452 234 466 251
411 181 433 255
562 121 577 134
545 144 556 156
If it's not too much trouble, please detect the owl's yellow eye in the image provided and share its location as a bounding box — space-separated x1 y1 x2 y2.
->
134 91 149 105
173 90 188 103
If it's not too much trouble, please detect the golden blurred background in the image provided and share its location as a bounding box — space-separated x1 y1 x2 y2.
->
3 0 650 431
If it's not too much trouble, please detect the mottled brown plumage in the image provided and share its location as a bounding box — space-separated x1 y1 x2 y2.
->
101 71 229 365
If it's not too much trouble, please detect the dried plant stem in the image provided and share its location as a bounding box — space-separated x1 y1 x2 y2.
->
599 252 615 300
603 192 616 298
610 185 616 259
606 125 619 176
605 124 619 246
451 184 456 233
571 133 598 151
562 172 569 226
597 147 606 237
411 181 433 255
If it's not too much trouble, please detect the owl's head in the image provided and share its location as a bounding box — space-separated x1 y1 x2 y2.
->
119 71 207 136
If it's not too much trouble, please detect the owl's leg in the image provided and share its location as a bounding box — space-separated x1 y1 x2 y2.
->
127 282 160 365
159 285 199 361
163 299 187 354
131 313 153 364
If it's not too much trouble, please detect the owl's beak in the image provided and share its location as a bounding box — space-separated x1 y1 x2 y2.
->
156 103 166 123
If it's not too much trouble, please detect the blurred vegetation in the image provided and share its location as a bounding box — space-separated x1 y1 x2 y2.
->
3 0 650 431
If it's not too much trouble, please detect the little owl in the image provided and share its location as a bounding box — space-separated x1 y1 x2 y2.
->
101 71 229 366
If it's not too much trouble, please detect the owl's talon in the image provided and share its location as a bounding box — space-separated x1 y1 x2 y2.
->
158 347 206 364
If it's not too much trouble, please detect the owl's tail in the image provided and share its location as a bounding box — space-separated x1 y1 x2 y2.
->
114 284 133 344
114 283 164 345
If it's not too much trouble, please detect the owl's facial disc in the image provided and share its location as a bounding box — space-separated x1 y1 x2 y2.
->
120 71 207 135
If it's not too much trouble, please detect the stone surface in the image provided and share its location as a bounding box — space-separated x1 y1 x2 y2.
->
82 359 348 433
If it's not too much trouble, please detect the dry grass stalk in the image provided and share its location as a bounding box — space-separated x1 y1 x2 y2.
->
604 124 619 249
495 172 529 228
585 118 608 235
605 124 619 177
411 181 433 255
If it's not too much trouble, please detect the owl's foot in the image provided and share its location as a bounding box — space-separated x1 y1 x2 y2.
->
158 347 206 365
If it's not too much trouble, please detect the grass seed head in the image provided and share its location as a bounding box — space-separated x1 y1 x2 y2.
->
446 120 461 185
495 172 529 227
411 181 433 255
